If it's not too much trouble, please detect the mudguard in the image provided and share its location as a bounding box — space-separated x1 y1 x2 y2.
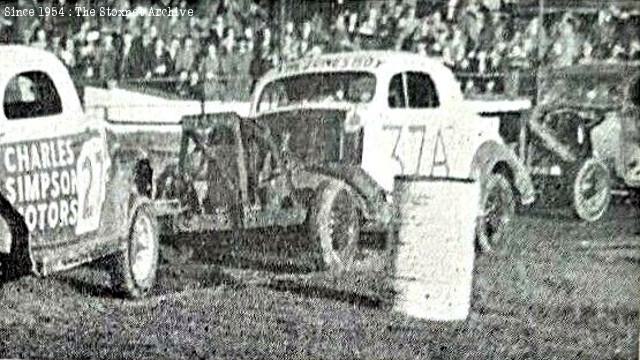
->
290 164 392 230
470 140 536 206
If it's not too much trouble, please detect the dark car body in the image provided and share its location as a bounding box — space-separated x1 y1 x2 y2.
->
159 110 391 234
522 63 640 220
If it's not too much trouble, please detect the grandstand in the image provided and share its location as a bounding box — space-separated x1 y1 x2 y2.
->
1 0 637 101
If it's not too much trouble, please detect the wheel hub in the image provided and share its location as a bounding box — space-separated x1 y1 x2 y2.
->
327 191 358 266
131 214 155 285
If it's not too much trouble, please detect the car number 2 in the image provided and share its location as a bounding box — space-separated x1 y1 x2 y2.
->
75 137 109 235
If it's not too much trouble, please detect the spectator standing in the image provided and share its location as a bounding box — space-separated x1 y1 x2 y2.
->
236 37 252 99
175 70 191 97
0 15 12 44
199 43 222 100
593 9 616 60
45 0 73 38
30 27 48 50
212 15 225 46
98 32 118 86
443 28 468 70
249 29 271 93
299 21 313 56
220 27 237 100
151 38 171 79
330 13 353 52
166 37 181 76
551 15 581 67
282 21 299 61
13 0 37 44
175 36 197 75
119 31 134 80
128 32 155 79
221 27 236 55
78 30 100 79
579 41 596 64
358 6 380 50
58 36 77 70
243 27 254 53
50 33 62 54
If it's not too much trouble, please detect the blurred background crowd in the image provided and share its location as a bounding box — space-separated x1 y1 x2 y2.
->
0 0 639 100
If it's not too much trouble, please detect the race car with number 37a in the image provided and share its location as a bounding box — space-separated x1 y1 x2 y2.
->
158 51 536 265
0 45 173 297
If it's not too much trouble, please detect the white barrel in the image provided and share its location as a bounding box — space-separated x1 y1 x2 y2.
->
391 176 479 321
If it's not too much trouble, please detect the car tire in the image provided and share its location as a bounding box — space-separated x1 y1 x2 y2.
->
112 202 159 298
477 173 516 254
572 158 611 222
309 181 361 272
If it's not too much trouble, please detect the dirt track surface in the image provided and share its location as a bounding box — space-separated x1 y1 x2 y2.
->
0 203 637 359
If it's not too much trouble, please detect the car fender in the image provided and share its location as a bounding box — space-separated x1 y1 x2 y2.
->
470 140 536 206
289 165 392 228
0 195 33 278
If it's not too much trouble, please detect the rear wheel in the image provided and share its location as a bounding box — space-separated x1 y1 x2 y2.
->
309 181 361 272
572 158 611 222
112 202 159 298
477 173 516 254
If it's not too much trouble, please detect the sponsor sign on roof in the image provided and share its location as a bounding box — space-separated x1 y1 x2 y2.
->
276 56 384 74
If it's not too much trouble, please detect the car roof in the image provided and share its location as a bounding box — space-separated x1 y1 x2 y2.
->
261 51 451 82
0 45 83 120
0 45 65 73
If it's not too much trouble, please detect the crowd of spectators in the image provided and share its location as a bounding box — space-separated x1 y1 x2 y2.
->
0 0 270 100
273 0 640 95
1 0 639 99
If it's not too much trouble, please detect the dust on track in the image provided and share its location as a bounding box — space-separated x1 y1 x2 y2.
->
0 204 637 359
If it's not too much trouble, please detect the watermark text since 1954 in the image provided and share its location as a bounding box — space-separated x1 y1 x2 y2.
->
3 5 194 18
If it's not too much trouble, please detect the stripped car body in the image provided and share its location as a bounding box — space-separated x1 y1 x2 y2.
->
161 51 535 258
0 45 167 296
523 63 640 221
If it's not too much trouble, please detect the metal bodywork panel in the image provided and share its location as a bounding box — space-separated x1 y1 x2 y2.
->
527 65 640 188
0 45 171 277
171 111 390 233
470 140 536 205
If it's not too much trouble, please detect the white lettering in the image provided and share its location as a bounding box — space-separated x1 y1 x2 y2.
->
30 143 42 170
16 144 29 172
4 178 16 203
4 147 16 173
24 173 40 202
47 202 59 229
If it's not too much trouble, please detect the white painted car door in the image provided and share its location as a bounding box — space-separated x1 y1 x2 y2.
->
0 70 109 248
362 71 456 192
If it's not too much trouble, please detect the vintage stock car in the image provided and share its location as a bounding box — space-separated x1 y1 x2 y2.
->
0 45 170 297
521 63 640 221
158 51 535 264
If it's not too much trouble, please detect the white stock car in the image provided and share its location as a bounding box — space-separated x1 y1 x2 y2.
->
0 45 172 297
247 51 535 253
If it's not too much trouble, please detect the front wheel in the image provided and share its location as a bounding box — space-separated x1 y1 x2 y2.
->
572 158 611 222
477 173 516 254
111 202 159 298
309 181 361 272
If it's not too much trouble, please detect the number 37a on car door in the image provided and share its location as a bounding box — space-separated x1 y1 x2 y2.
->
361 72 457 190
